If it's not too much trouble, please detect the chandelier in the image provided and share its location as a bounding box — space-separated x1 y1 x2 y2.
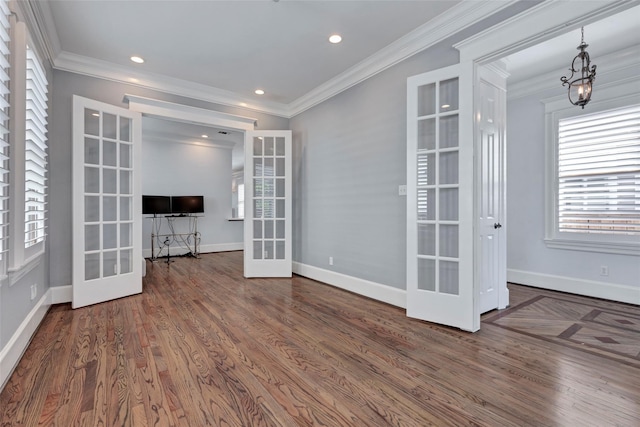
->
560 27 597 109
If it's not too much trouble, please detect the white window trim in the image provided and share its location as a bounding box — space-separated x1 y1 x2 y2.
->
0 0 10 278
7 17 48 274
544 79 640 255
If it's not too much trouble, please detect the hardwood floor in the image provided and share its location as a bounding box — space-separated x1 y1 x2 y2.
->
1 251 639 426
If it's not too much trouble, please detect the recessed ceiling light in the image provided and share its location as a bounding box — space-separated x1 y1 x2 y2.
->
130 56 144 64
254 89 265 95
329 34 342 44
201 134 208 138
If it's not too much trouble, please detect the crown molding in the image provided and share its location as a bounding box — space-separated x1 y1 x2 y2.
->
508 44 640 100
10 0 58 65
287 0 519 117
455 0 639 64
55 51 291 118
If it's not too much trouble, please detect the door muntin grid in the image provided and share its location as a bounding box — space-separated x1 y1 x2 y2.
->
83 108 134 281
416 78 460 295
252 136 286 260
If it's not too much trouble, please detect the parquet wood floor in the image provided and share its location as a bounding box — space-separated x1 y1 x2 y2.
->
1 251 639 426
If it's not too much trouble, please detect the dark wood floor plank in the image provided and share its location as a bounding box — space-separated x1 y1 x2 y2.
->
1 251 639 426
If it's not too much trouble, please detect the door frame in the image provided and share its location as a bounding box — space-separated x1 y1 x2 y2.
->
452 1 634 313
124 94 258 267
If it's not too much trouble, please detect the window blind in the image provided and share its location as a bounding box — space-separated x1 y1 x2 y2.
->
557 104 640 235
0 0 9 259
25 44 48 248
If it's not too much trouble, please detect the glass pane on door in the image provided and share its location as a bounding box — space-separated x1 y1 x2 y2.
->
414 77 460 296
82 108 136 281
251 135 287 261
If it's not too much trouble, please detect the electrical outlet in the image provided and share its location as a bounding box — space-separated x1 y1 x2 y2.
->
398 185 407 196
600 266 609 276
329 256 334 266
30 284 37 300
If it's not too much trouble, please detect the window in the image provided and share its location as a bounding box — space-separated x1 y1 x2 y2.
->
24 44 48 249
0 0 8 270
558 105 640 235
546 93 640 255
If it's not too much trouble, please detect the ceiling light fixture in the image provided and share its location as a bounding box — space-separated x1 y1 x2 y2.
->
130 56 144 64
201 134 208 138
560 27 596 109
329 34 342 44
255 89 265 95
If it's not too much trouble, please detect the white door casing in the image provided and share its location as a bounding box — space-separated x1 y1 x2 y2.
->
244 130 292 278
406 62 478 331
72 95 142 308
476 65 508 314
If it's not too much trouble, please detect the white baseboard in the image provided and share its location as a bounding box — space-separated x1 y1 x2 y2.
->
143 242 243 258
0 290 52 391
293 262 406 309
50 285 72 304
507 269 640 305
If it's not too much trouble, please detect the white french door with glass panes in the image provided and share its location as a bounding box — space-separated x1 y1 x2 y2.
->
72 95 142 308
244 131 292 278
406 63 478 331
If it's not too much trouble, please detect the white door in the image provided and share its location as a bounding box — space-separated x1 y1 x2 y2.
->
72 95 142 308
406 63 478 331
243 130 292 278
477 69 508 314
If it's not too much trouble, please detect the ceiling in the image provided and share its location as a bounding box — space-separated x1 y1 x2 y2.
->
33 1 638 164
43 0 463 105
504 4 640 83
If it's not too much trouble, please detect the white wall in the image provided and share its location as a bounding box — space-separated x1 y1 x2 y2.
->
141 138 242 256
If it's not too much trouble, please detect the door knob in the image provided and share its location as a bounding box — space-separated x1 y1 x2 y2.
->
494 223 502 229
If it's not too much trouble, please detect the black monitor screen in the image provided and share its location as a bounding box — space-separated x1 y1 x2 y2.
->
142 195 172 215
172 196 204 214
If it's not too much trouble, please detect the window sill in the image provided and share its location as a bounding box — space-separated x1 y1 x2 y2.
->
8 251 45 287
544 238 640 256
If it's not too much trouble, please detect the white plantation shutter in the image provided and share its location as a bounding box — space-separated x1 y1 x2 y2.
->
557 104 640 235
25 44 48 248
0 0 9 261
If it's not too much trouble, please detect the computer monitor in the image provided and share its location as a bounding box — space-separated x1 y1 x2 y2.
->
142 195 171 215
171 196 204 214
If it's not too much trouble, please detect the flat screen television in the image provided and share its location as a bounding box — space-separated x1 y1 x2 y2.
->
171 196 204 214
142 195 172 215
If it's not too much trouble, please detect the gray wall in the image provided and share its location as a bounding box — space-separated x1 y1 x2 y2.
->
0 261 48 349
506 95 640 288
49 70 288 288
290 43 459 290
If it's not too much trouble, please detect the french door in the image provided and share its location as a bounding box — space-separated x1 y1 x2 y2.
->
243 130 292 278
406 63 478 331
72 95 142 308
